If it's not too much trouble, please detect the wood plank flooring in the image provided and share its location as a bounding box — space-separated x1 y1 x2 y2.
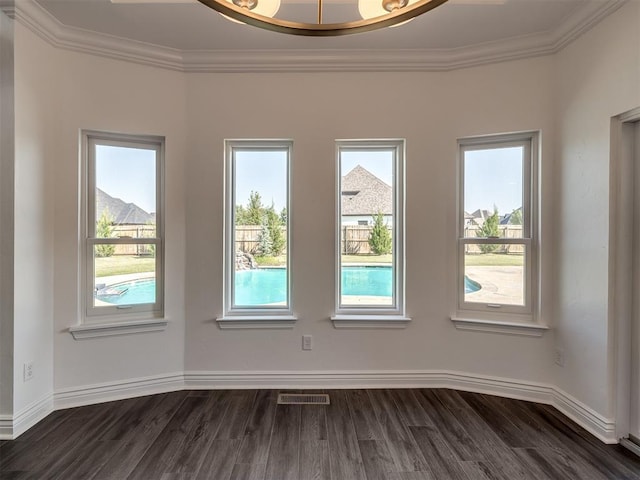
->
1 389 639 479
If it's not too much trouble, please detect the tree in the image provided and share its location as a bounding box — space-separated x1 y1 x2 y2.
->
95 209 116 257
235 204 248 225
144 220 156 258
509 208 523 225
257 216 273 256
477 208 500 253
245 191 264 225
236 193 287 257
368 212 392 255
266 205 286 256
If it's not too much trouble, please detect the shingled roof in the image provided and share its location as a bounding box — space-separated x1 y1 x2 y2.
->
96 188 154 225
341 165 392 216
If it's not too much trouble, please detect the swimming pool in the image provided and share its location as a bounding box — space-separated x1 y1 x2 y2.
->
96 267 481 306
95 278 156 306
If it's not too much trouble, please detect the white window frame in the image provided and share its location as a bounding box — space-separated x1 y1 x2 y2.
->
455 131 540 327
217 140 295 329
331 139 409 328
79 131 165 323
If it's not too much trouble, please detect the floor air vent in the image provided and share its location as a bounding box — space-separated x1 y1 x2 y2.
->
277 393 330 405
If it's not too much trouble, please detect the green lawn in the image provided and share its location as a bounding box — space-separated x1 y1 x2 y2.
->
465 253 524 266
254 255 287 267
342 254 393 264
95 255 155 277
342 253 522 266
94 252 521 277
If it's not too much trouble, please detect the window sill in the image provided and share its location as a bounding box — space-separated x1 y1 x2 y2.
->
450 316 548 337
216 315 297 329
69 318 168 340
331 315 411 329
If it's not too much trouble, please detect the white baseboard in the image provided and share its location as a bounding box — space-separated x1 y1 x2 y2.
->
0 393 54 440
0 414 13 440
183 369 550 395
620 437 640 457
1 370 615 445
552 388 617 444
54 372 184 410
183 369 616 443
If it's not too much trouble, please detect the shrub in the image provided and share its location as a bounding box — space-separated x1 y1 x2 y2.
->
95 209 116 257
368 212 392 255
477 208 500 253
144 222 156 258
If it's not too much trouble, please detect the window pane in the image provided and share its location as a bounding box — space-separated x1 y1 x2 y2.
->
464 244 525 306
95 145 156 239
340 150 394 307
233 149 288 308
93 245 157 307
464 147 524 239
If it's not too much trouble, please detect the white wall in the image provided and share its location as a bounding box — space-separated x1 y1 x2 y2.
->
553 1 640 416
45 43 188 392
9 0 639 435
184 60 556 381
12 18 55 416
0 9 14 418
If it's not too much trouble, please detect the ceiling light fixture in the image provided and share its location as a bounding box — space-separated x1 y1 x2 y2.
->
196 0 449 36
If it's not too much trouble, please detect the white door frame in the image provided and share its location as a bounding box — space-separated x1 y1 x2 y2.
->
610 106 640 452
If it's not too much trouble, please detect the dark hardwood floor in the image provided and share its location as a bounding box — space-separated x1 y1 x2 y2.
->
1 389 639 479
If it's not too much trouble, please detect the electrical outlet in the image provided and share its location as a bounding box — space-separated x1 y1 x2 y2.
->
23 362 34 382
302 335 313 351
554 349 565 367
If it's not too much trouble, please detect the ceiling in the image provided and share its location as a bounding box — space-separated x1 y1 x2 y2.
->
33 0 615 52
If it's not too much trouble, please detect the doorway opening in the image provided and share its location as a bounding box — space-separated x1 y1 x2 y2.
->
612 107 640 456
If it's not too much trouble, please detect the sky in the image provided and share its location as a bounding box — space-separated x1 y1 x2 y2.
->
341 150 393 186
95 144 523 217
96 145 157 213
235 150 288 212
234 150 394 213
464 146 524 215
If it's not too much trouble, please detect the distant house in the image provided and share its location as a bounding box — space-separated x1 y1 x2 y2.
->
463 211 475 226
96 189 154 225
467 209 492 227
500 207 523 225
341 165 392 226
465 207 523 228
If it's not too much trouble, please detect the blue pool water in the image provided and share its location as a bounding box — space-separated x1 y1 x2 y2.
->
95 278 156 306
342 266 392 297
234 268 288 305
96 267 481 306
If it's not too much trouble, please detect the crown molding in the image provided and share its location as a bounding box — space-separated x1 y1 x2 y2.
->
551 0 627 52
3 0 184 71
1 0 628 73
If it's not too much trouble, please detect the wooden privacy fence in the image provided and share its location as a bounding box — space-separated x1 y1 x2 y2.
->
235 225 264 254
232 225 524 255
341 225 383 255
106 224 524 257
464 225 524 254
233 225 384 255
110 225 155 256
